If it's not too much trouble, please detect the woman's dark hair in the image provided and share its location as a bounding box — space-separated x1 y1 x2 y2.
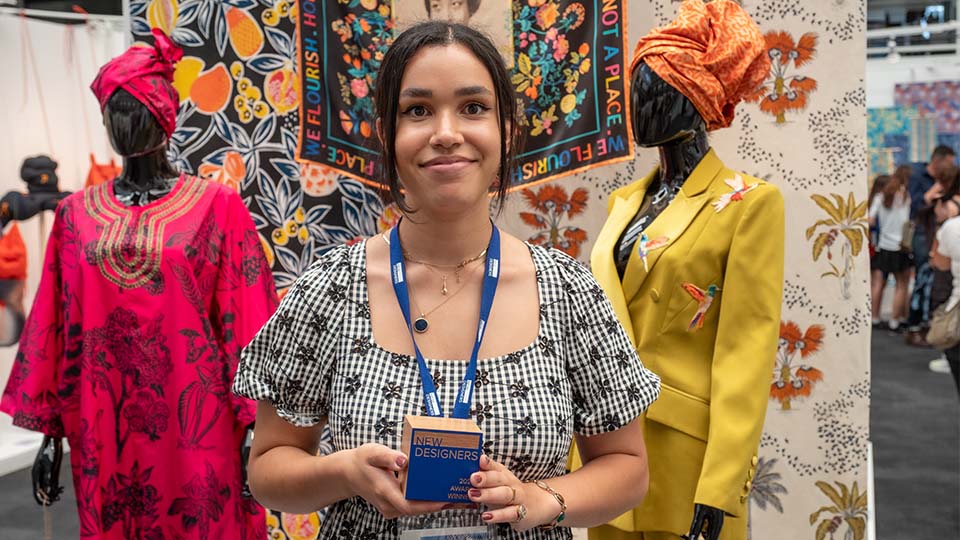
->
374 21 522 214
881 174 904 209
919 164 960 242
424 0 482 18
893 163 912 188
869 174 890 207
936 163 959 196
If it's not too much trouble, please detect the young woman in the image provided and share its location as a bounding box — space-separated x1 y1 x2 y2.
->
869 169 911 330
233 22 660 539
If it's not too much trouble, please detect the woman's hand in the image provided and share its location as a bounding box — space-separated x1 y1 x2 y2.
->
925 183 945 205
468 455 562 532
346 443 447 519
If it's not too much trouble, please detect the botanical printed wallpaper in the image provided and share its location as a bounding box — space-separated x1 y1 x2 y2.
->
132 0 868 538
506 1 870 538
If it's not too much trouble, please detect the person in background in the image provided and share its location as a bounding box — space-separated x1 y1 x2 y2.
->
928 164 960 393
906 145 957 346
869 170 911 331
426 0 480 24
867 174 891 267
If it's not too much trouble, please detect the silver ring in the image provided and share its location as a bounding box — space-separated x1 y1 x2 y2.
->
513 504 527 523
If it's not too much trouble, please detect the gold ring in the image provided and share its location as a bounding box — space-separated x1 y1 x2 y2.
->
507 486 517 504
513 504 527 523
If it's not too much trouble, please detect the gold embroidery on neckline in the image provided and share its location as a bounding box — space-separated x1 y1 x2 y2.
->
84 176 207 289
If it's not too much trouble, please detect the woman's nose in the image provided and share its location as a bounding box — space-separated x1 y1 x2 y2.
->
430 111 464 148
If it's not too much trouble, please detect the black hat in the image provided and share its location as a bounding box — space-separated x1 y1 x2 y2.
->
20 155 60 194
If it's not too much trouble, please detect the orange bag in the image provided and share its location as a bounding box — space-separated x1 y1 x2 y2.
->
85 153 121 188
0 223 27 281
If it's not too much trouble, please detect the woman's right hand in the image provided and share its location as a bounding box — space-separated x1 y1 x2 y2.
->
345 443 447 519
925 183 945 205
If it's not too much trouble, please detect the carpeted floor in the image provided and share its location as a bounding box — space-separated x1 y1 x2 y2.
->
0 329 956 539
870 327 959 538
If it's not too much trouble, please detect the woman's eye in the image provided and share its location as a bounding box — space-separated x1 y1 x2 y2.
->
464 103 488 115
403 105 428 117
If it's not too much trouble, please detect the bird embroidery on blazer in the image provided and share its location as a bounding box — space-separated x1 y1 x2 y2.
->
637 234 670 272
713 174 758 212
682 282 720 330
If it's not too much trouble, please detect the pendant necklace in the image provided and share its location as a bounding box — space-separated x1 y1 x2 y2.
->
409 269 474 333
381 231 488 296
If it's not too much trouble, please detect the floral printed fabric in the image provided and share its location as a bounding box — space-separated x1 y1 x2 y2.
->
133 0 391 293
631 0 770 131
0 177 278 540
296 0 633 187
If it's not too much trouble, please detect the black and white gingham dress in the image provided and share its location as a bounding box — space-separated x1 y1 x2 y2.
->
233 240 660 539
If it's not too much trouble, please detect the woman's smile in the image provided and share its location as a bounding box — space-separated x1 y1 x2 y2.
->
420 155 478 175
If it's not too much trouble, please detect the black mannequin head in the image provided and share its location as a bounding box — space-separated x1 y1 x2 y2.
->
103 88 178 186
630 61 706 148
103 88 169 157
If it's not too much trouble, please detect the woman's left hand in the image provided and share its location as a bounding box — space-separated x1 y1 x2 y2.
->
468 454 561 532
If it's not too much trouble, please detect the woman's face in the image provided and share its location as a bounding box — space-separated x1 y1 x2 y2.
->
391 43 502 216
428 0 471 24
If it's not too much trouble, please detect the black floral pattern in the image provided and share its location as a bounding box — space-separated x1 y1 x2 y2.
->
167 462 231 538
100 462 162 538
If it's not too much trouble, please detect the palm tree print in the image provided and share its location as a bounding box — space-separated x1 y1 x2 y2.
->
747 457 787 539
519 185 589 258
809 480 868 540
805 193 868 299
771 321 825 410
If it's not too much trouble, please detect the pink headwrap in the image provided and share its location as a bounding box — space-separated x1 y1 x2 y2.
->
90 28 183 137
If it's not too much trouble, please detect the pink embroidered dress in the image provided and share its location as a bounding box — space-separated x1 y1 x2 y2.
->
1 174 278 540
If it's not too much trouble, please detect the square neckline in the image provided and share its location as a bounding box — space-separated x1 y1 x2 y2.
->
358 237 546 363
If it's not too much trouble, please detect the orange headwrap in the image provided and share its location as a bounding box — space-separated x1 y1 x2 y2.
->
630 0 770 131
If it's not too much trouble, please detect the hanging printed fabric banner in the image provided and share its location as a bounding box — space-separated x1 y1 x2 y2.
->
296 0 633 188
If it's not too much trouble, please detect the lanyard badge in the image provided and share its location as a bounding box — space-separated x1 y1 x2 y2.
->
388 223 501 419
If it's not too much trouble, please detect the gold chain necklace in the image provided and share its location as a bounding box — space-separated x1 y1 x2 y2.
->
380 231 488 295
408 263 479 333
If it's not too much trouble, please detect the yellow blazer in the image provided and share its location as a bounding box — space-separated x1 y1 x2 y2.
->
589 149 784 539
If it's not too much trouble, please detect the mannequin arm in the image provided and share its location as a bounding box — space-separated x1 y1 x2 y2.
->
241 422 255 498
32 435 64 506
695 185 784 516
684 503 724 540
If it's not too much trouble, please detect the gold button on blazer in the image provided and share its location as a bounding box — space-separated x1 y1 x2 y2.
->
586 150 784 540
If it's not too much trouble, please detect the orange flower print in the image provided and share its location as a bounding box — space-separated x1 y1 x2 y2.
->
536 3 559 29
198 151 245 192
745 31 818 124
520 185 589 259
299 163 339 198
770 321 825 410
377 203 402 232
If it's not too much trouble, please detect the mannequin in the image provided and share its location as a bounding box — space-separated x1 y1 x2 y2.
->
0 156 71 229
29 87 257 508
103 88 179 206
2 29 277 540
614 63 709 278
586 2 784 540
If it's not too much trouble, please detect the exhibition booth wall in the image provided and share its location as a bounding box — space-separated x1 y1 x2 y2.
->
3 1 876 538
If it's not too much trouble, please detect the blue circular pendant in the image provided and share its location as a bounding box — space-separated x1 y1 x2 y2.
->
414 317 429 333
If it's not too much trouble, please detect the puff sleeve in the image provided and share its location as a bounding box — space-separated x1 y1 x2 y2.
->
232 245 352 427
552 250 660 436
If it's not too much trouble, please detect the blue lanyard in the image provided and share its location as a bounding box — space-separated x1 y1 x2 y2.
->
388 224 501 419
